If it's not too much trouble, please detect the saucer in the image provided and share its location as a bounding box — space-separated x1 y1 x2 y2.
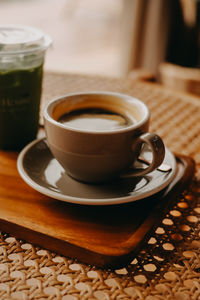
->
17 138 177 205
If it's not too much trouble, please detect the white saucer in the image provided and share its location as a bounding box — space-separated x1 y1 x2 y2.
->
17 138 177 205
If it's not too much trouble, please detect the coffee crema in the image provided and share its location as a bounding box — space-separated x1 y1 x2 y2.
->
58 108 135 131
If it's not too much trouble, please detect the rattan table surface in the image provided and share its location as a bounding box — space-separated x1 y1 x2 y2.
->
1 71 200 299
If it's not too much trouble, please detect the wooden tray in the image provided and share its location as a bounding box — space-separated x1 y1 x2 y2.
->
0 151 195 268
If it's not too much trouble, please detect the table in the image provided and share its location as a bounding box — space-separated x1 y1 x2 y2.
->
1 71 200 299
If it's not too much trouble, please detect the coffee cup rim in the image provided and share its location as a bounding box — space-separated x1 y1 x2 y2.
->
43 91 150 134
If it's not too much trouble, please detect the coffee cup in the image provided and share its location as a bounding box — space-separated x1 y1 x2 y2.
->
43 91 165 183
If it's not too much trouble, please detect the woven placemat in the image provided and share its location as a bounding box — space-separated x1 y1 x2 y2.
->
1 72 200 299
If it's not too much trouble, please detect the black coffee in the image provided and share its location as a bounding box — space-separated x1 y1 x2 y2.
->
58 108 135 131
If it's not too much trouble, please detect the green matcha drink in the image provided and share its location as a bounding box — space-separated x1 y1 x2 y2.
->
0 25 51 150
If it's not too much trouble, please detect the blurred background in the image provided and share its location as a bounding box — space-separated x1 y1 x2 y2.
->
0 0 123 77
0 0 199 83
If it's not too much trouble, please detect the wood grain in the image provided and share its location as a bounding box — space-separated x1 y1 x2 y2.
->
0 150 195 268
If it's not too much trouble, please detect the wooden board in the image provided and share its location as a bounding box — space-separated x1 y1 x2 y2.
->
0 151 195 268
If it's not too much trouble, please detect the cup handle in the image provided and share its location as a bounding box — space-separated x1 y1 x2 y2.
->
121 133 165 178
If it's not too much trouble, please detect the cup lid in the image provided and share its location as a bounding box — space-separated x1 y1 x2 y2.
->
0 24 52 55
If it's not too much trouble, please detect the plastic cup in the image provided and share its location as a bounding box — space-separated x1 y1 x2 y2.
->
0 25 51 150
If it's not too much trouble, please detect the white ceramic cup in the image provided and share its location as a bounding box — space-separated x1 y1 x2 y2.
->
43 91 165 183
